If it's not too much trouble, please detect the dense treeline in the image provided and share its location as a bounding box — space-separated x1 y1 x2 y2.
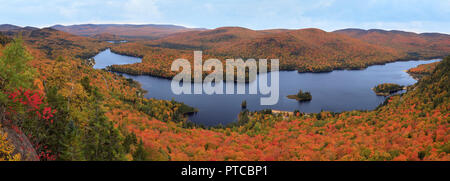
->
0 39 140 160
0 38 196 160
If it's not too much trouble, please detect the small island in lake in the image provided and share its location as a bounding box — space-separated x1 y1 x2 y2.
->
372 83 405 96
287 90 312 102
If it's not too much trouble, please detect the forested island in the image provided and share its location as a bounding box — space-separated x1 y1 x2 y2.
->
372 83 405 96
287 90 312 101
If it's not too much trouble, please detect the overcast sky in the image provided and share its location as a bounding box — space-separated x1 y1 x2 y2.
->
1 0 449 33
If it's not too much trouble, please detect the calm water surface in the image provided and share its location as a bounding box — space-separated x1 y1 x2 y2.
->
93 49 140 69
93 49 440 126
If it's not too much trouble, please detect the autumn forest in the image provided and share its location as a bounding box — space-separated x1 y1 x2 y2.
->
0 22 448 162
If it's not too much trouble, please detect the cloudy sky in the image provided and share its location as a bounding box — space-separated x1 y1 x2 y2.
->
1 0 449 33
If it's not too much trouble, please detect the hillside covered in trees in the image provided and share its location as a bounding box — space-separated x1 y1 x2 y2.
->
0 25 448 160
51 24 205 40
99 27 450 79
108 27 405 77
408 61 440 80
0 27 110 59
0 36 196 160
106 58 449 161
334 29 450 59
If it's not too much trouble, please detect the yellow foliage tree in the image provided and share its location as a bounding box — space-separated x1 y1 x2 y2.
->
0 129 21 161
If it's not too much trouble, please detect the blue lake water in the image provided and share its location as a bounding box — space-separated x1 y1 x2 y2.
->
93 49 440 126
93 48 141 69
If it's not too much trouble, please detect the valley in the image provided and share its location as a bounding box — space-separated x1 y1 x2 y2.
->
92 48 440 126
0 24 448 161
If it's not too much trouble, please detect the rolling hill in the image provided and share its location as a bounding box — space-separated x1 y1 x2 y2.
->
51 24 205 40
0 24 22 31
2 27 109 59
109 26 404 77
334 28 450 59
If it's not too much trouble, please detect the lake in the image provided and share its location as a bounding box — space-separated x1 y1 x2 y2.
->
93 48 140 69
93 49 441 126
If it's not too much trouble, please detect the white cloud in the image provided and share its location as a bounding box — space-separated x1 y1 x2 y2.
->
124 0 161 21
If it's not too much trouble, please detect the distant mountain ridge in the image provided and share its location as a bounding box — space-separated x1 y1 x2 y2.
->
334 28 450 59
0 25 41 34
150 27 399 60
50 24 206 39
334 28 450 37
0 24 23 31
